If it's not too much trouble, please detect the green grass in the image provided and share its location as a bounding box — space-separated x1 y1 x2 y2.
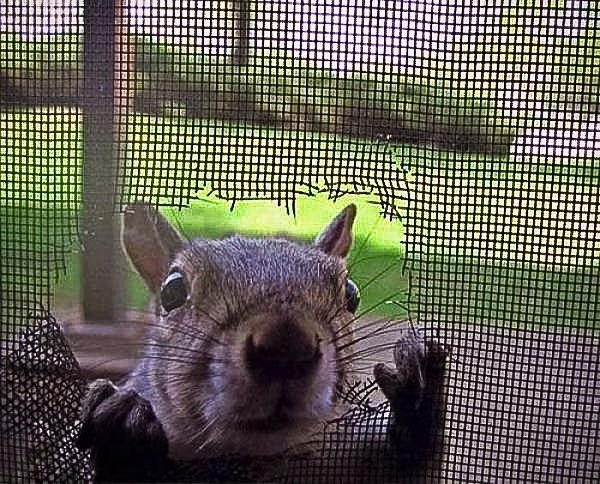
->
2 25 600 330
0 108 407 318
52 196 407 318
395 146 600 185
407 254 599 329
0 107 82 208
0 33 81 69
2 105 599 329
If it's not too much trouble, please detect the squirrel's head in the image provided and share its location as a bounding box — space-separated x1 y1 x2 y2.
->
122 203 358 459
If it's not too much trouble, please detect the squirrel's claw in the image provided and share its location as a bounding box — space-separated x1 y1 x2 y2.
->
77 379 169 481
373 328 450 466
374 330 428 410
77 379 118 450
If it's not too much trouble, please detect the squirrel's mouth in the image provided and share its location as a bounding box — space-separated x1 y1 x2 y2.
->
240 410 292 433
237 392 309 434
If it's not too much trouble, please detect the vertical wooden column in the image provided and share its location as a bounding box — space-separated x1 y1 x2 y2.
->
233 0 251 66
81 0 128 321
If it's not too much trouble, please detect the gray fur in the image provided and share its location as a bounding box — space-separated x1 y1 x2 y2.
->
123 205 357 459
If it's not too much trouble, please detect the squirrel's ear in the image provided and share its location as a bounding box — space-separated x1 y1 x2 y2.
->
314 204 356 258
122 203 184 292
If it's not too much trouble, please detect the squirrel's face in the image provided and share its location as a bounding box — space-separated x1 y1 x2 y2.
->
123 203 358 459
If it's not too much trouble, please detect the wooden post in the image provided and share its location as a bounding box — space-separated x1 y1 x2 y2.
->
81 0 128 321
232 0 251 66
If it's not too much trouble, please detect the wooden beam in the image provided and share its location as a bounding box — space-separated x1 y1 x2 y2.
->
81 0 124 321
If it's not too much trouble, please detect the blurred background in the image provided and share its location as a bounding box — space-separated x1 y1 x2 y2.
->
1 1 598 481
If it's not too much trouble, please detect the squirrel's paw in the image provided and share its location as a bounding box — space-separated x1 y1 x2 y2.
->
76 379 169 481
373 328 450 462
373 328 426 409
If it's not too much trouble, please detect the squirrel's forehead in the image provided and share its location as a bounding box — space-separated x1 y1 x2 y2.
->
179 237 346 283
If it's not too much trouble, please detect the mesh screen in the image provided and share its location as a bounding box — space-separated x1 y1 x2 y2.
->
1 1 599 482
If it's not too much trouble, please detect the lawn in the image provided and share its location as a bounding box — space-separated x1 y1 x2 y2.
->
1 107 599 329
53 196 408 319
1 108 407 320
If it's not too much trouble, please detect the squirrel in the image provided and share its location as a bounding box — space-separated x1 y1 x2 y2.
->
76 203 449 481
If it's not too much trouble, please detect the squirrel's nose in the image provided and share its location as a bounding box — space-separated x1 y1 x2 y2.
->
244 313 322 382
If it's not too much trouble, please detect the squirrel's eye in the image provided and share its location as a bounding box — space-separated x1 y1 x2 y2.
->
345 279 360 313
161 271 188 312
